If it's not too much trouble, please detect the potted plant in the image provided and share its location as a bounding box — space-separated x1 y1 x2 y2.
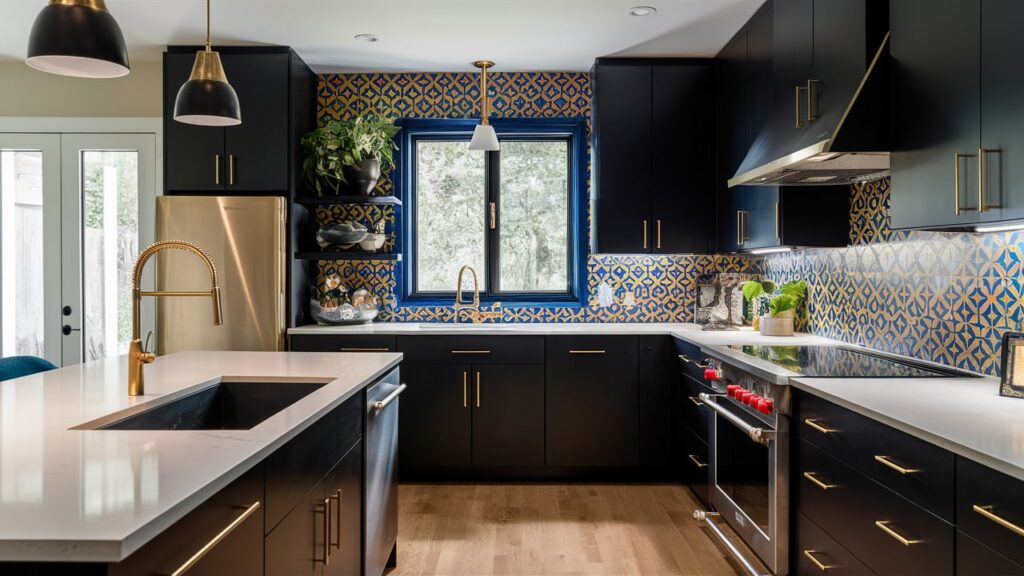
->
301 117 400 196
742 280 807 336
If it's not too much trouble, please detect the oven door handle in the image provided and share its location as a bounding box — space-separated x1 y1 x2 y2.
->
693 510 769 576
699 392 773 446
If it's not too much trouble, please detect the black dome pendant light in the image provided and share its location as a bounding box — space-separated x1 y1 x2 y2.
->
26 0 130 78
173 0 241 126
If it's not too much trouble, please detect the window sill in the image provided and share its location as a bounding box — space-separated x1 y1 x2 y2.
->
396 297 584 310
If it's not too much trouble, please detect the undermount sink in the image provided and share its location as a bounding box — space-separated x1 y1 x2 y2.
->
79 380 328 431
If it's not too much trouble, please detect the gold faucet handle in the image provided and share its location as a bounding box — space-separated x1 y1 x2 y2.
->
140 331 156 364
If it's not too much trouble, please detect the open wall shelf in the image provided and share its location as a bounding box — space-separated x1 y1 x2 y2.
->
295 195 402 206
294 251 401 261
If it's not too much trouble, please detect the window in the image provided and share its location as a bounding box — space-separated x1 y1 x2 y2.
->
399 119 586 303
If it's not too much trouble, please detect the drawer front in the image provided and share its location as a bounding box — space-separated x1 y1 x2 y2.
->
680 427 709 508
397 335 544 364
798 439 954 576
290 334 396 352
796 513 874 576
798 392 954 521
265 388 364 532
678 373 712 442
957 457 1024 567
674 337 714 382
956 530 1024 576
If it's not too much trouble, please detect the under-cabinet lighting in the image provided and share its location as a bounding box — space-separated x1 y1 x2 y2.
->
975 223 1024 233
748 246 794 255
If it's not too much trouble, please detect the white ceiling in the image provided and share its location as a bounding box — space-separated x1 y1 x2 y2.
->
2 0 764 73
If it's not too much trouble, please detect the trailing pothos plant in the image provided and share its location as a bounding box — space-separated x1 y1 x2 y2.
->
742 279 807 316
301 117 400 195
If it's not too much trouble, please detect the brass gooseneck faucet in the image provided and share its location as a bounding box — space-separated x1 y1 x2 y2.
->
129 240 222 396
453 265 501 323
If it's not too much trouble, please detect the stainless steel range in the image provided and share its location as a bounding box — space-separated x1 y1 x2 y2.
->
691 344 971 576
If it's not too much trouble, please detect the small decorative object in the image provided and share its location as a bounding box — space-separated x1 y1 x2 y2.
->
300 117 400 196
318 272 348 309
695 273 761 329
316 221 368 249
1000 332 1024 398
358 233 386 252
742 280 808 337
351 288 371 307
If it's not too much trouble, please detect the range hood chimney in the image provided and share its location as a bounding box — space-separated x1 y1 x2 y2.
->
729 32 891 187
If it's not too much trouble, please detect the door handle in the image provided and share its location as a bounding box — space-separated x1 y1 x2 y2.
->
228 154 236 186
475 371 481 408
322 498 331 565
979 147 1001 213
372 384 407 414
61 325 80 336
806 79 819 123
643 220 648 249
169 501 261 576
489 201 496 229
795 85 807 128
214 154 221 185
874 520 921 546
463 371 468 408
656 219 662 250
954 152 978 215
330 489 342 549
775 201 780 241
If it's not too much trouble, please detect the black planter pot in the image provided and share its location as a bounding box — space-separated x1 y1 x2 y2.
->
341 158 381 196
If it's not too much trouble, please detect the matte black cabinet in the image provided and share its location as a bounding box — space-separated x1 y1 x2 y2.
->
163 46 314 194
265 477 329 576
325 442 363 576
398 363 473 468
592 59 714 254
771 0 813 142
546 336 639 466
471 365 545 466
721 186 849 252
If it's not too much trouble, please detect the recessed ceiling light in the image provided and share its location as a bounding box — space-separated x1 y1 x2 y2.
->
355 34 379 43
630 6 657 16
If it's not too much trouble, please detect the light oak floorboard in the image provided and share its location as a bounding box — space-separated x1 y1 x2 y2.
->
389 484 742 576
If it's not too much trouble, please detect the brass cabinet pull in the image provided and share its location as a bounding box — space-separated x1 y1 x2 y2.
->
688 454 708 468
874 455 919 475
775 201 780 240
214 154 221 185
570 349 606 354
688 396 704 407
979 147 1001 213
736 210 742 245
643 220 648 249
656 219 662 249
330 489 342 548
874 520 921 546
451 349 491 354
678 354 710 369
803 471 838 491
954 152 978 215
804 418 838 434
489 201 496 229
803 550 832 572
806 79 819 122
340 347 390 352
228 154 236 186
322 498 331 565
973 505 1024 538
169 501 261 576
795 85 806 128
463 371 468 408
475 371 481 408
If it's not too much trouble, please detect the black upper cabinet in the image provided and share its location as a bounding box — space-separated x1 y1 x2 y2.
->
592 59 715 254
772 0 814 139
164 46 314 195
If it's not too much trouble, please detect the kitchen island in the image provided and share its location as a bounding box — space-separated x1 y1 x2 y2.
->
0 350 401 575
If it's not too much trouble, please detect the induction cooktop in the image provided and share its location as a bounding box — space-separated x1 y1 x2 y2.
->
728 345 974 378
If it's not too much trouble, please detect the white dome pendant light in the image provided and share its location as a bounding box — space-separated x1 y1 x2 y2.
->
173 0 241 126
469 60 499 151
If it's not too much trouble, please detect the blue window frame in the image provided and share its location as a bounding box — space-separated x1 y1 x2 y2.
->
394 117 588 306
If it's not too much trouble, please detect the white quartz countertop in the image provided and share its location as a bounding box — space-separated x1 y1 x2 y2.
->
289 321 706 335
0 350 401 563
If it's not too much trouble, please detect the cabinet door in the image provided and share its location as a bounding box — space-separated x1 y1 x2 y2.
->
164 51 226 193
325 442 363 576
652 64 714 254
638 336 672 467
744 186 781 249
718 186 747 252
811 0 871 145
980 0 1024 223
471 364 545 466
718 31 748 177
746 2 775 143
266 478 328 576
957 530 1024 576
592 62 653 253
772 0 814 140
222 52 290 191
398 364 472 468
890 0 981 229
546 336 639 466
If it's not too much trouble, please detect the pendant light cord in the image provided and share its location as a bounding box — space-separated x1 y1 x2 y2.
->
479 63 489 125
205 0 212 51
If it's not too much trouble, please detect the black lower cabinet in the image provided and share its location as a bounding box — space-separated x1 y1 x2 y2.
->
472 365 545 466
957 530 1024 576
266 477 329 576
545 336 639 467
639 336 673 470
399 364 472 468
795 513 872 576
679 428 709 508
326 441 363 576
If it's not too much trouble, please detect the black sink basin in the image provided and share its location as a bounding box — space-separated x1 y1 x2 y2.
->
95 381 328 431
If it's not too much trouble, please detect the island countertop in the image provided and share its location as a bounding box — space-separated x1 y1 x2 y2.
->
0 350 401 563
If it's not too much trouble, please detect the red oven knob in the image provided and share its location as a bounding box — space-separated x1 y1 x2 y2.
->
746 394 761 407
738 390 754 404
757 398 775 414
704 367 723 381
726 384 742 397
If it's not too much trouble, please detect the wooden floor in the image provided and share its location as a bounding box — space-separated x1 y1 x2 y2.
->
388 484 743 576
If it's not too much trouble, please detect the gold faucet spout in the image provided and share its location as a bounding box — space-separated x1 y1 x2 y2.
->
129 240 221 396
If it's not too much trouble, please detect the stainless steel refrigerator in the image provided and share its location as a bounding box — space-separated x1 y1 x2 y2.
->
155 196 286 353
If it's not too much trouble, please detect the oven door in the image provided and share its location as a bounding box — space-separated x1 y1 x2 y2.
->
704 393 788 575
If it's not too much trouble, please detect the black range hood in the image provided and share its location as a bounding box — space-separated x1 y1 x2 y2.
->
729 32 891 187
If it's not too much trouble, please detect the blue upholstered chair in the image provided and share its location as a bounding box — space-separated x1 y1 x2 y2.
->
0 356 58 381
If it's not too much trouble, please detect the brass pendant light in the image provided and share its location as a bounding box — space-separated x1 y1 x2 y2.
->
26 0 130 78
173 0 241 126
469 60 499 151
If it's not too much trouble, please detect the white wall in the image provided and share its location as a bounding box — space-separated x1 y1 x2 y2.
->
0 61 162 117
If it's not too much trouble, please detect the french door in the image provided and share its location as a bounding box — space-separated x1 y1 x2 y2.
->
0 133 155 367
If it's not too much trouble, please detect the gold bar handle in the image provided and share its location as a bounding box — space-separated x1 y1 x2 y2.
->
656 219 662 250
463 371 468 408
803 550 832 572
322 498 331 565
795 85 806 128
475 371 481 408
168 501 261 576
736 210 742 246
688 454 708 468
451 350 491 354
489 201 496 229
973 505 1024 538
803 471 838 491
340 347 390 352
214 154 221 185
804 418 838 434
874 521 921 546
806 79 819 122
570 350 606 354
643 220 648 249
688 396 704 407
874 455 919 475
954 152 977 215
775 201 780 241
228 154 236 186
330 490 342 548
979 147 1002 213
